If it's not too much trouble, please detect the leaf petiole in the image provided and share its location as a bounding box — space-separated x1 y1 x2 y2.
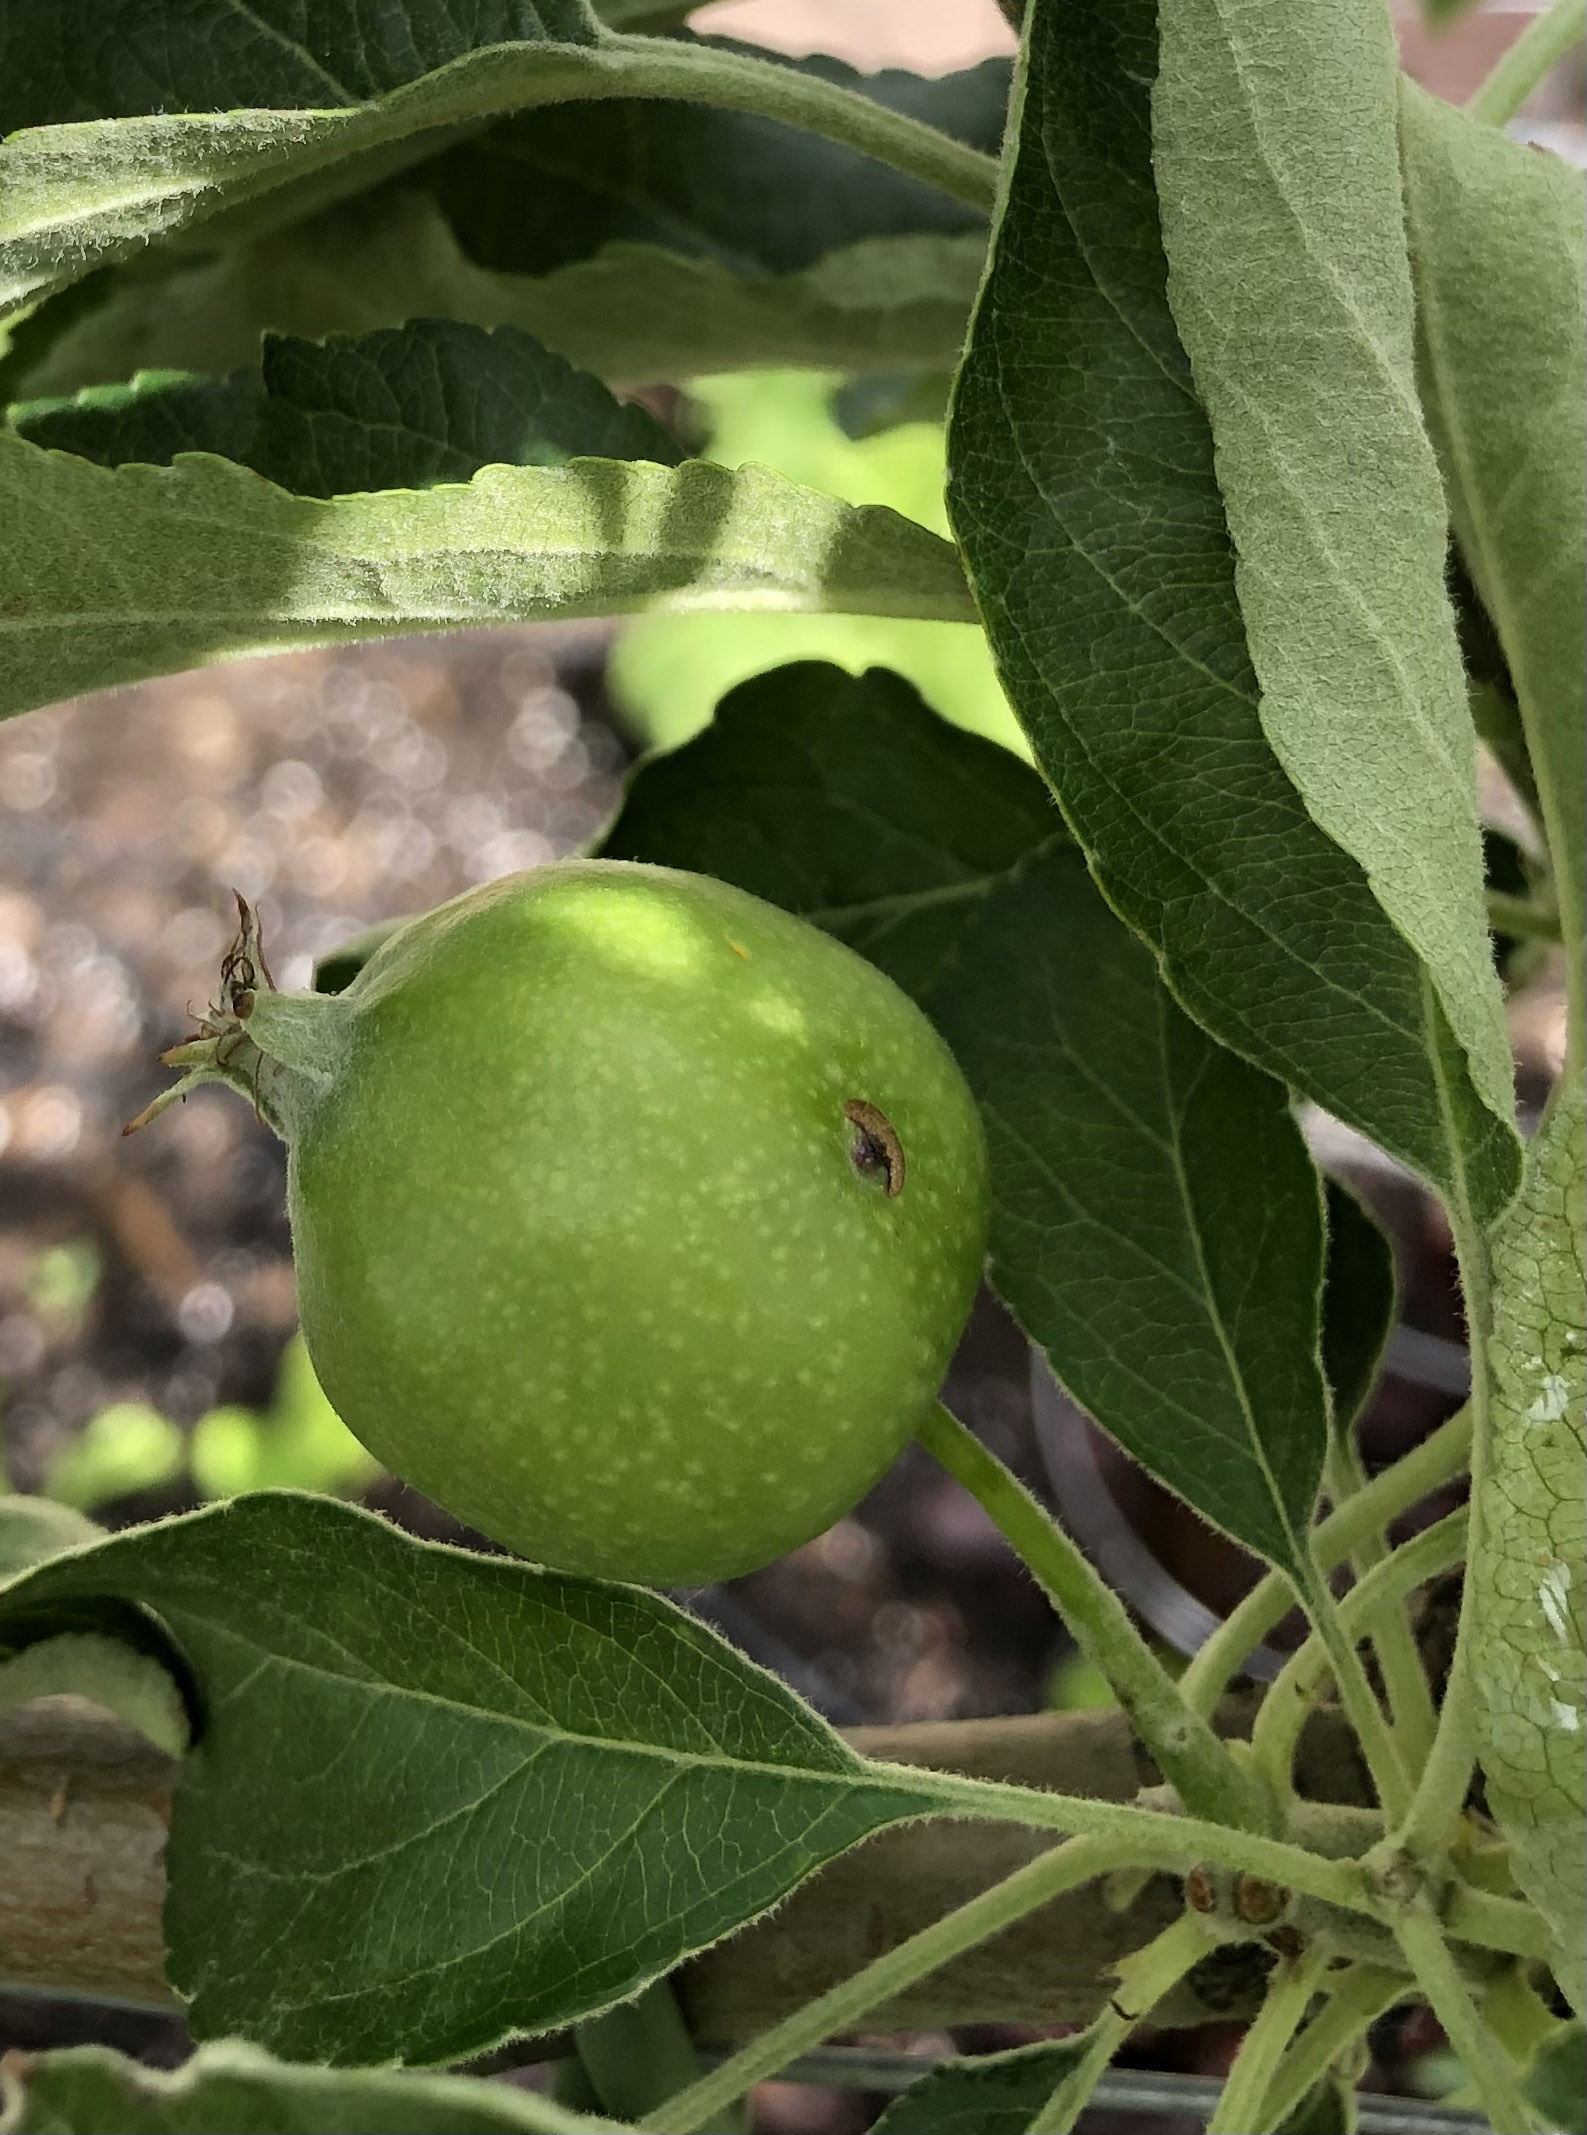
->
917 1403 1275 1833
1206 1944 1333 2135
1183 1406 1472 1717
1394 1911 1542 2132
1252 1512 1466 1806
1324 1434 1439 1779
1255 1962 1406 2132
1466 0 1587 127
1486 889 1564 943
1025 1914 1208 2135
639 1832 1127 2133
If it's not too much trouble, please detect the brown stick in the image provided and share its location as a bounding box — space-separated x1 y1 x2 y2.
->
0 1696 1368 2039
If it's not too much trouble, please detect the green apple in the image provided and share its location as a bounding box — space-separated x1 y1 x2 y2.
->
143 862 989 1585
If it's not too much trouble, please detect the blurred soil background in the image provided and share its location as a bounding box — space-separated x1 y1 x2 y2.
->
1 3 1579 2129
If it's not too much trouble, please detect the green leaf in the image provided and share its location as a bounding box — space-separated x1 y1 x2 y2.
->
1526 2019 1587 2135
945 0 1520 1224
1151 0 1513 1141
600 661 1058 997
40 1402 185 1511
0 1630 189 1757
0 429 973 723
868 2036 1090 2135
833 371 954 442
1471 1083 1587 2016
430 48 1007 278
1322 1183 1398 1437
0 25 992 326
0 1493 934 2063
12 319 684 491
0 1495 103 1583
606 664 1331 1575
926 844 1331 1576
1400 84 1587 1061
2 192 988 402
0 1 602 125
2 2038 609 2135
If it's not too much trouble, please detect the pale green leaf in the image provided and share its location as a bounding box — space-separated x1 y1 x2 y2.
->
1400 83 1587 1061
0 1493 936 2063
945 0 1519 1223
0 1630 189 1757
0 32 991 325
1151 0 1513 1140
0 429 973 721
0 1495 103 1583
1471 1083 1587 2016
2 192 988 401
4 2038 609 2134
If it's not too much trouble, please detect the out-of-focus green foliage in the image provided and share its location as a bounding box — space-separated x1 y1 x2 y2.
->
40 1335 378 1513
610 370 1021 755
190 1336 380 1500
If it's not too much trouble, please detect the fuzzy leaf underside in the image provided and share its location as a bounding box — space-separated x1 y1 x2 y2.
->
1399 84 1587 1033
12 318 684 493
4 2039 608 2134
1151 0 1513 1136
944 0 1519 1224
605 665 1332 1575
0 431 973 722
1 195 990 405
1471 1085 1587 2016
0 1493 934 2064
0 32 848 323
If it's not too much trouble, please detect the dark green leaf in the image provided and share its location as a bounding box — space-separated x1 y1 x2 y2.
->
314 920 412 996
927 845 1330 1574
599 661 1059 996
869 2037 1090 2135
1321 1183 1397 1437
945 0 1518 1224
1526 2020 1587 2135
5 2039 607 2135
608 666 1330 1573
0 1 599 129
0 1493 932 2064
12 320 684 493
429 48 1007 280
